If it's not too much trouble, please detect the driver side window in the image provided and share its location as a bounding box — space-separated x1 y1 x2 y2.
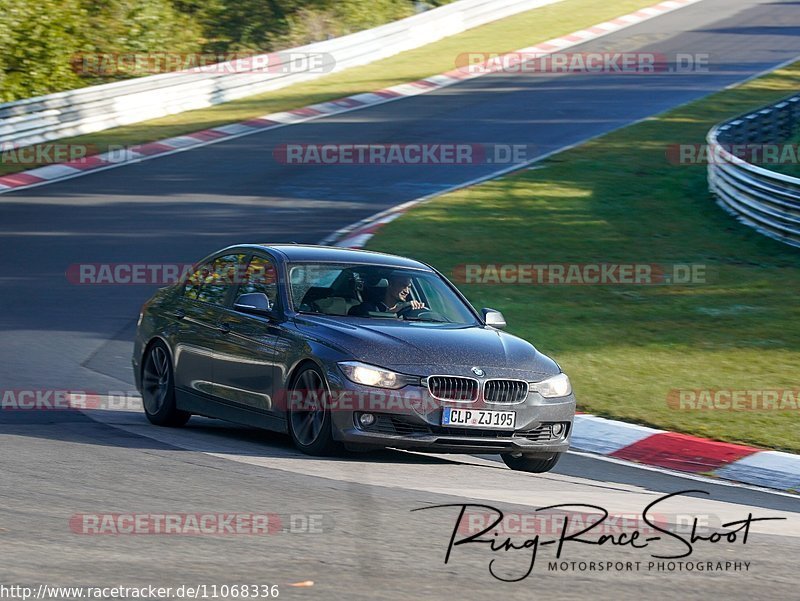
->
237 255 279 308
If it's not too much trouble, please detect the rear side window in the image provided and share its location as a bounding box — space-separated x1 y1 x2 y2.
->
183 254 247 306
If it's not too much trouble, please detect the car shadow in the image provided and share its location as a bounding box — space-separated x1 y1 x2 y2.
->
2 409 797 513
0 409 456 465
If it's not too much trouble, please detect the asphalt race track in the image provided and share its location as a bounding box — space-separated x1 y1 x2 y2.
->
1 0 799 599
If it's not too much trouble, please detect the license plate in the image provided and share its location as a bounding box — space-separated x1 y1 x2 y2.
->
442 408 516 429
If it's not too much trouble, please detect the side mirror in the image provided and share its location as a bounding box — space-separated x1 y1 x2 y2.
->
234 293 272 316
482 308 507 330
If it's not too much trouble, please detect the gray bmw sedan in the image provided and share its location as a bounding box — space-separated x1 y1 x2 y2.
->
133 244 575 472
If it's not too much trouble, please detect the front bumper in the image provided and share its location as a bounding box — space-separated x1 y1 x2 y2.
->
326 374 576 454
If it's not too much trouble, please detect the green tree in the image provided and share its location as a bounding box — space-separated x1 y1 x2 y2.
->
0 0 453 101
77 0 204 81
280 0 415 47
0 0 85 101
199 0 307 54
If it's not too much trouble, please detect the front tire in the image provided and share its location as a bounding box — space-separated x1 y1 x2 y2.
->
141 341 190 427
287 364 341 456
501 452 561 473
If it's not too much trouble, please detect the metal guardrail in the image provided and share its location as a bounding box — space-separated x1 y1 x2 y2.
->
707 94 800 249
0 0 560 149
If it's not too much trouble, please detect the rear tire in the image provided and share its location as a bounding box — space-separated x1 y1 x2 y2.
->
501 452 561 473
141 341 190 427
287 364 341 456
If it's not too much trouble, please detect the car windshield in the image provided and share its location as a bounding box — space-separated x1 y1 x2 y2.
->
288 262 478 325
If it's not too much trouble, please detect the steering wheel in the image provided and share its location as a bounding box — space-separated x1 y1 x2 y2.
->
397 305 449 322
397 305 430 317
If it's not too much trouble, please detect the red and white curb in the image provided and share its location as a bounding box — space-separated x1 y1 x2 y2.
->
571 415 799 493
320 198 425 248
0 0 702 196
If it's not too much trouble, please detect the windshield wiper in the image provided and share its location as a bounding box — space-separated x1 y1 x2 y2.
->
401 316 449 323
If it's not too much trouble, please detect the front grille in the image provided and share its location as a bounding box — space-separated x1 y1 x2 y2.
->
427 376 479 402
360 414 430 436
431 423 566 440
484 379 528 403
430 425 511 438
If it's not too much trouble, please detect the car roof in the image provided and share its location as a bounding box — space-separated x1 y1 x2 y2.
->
223 244 433 270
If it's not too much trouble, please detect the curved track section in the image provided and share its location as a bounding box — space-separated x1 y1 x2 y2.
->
1 1 799 598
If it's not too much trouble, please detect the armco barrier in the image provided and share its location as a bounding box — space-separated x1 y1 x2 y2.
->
707 94 800 248
0 0 561 149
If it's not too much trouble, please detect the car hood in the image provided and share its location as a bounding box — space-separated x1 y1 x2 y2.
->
293 315 559 379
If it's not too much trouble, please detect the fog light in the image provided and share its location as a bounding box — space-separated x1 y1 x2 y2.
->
551 423 564 437
359 413 376 427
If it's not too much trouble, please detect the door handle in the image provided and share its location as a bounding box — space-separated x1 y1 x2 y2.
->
173 309 185 320
218 322 232 334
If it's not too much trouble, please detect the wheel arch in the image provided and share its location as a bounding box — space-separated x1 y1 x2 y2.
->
140 336 175 381
286 357 327 389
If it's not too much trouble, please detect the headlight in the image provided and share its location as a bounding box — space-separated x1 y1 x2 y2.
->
338 361 404 389
529 373 572 398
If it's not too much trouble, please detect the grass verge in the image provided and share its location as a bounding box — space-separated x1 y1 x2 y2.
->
0 0 659 177
366 61 800 453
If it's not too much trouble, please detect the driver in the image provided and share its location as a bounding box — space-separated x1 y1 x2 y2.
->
348 273 426 316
